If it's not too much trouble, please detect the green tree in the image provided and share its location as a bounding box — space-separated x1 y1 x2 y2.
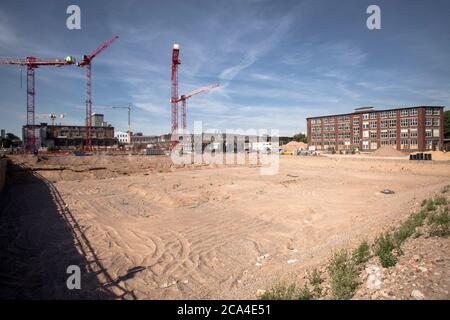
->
444 110 450 138
1 133 21 148
293 133 307 143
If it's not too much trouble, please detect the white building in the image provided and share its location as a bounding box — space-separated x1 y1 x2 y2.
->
115 131 129 144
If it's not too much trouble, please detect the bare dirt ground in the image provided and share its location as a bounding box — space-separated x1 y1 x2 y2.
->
1 154 449 299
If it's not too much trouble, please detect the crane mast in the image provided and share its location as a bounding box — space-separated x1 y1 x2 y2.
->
112 106 132 144
78 35 119 151
171 44 181 147
0 55 76 150
177 83 220 130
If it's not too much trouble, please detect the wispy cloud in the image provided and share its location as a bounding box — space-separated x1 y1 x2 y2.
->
218 10 297 81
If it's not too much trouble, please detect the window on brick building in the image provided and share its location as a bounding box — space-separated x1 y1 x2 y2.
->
433 118 440 126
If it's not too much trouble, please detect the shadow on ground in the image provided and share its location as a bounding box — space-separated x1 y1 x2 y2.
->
0 160 135 299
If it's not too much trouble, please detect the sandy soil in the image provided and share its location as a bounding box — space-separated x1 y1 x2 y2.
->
1 154 450 299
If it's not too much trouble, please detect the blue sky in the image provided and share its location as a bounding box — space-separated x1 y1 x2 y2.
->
1 0 449 137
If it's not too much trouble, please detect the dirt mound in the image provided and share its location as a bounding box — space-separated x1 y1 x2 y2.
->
428 151 450 161
371 146 406 157
281 141 307 152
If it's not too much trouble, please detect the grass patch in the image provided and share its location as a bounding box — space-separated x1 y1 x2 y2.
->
441 185 450 194
327 250 359 300
352 240 370 265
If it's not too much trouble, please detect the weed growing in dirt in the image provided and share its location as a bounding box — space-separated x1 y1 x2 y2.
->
308 269 323 297
327 250 359 300
352 240 371 265
373 233 398 268
259 283 299 300
298 285 313 300
441 185 450 194
424 199 436 212
434 196 448 206
428 206 450 237
392 210 426 247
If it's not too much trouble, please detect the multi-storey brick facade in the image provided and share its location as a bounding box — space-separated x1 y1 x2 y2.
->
306 106 445 152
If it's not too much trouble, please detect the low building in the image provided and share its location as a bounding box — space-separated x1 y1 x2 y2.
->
115 131 129 144
131 133 171 148
306 106 445 152
23 123 117 149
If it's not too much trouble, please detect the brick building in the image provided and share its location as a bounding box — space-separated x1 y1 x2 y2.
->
306 106 445 152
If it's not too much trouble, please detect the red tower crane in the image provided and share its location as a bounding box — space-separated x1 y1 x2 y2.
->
176 83 220 130
0 56 76 150
78 35 119 151
170 43 181 146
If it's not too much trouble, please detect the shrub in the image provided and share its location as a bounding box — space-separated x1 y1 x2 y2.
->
327 250 359 300
352 240 371 265
373 233 398 268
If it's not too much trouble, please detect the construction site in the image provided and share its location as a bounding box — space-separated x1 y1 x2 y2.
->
1 2 450 303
